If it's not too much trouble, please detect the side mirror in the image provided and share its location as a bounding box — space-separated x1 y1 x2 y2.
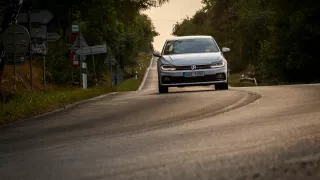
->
152 51 161 57
222 47 231 53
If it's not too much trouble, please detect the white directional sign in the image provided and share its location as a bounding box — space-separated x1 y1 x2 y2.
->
76 45 107 56
18 10 54 24
47 32 61 42
72 25 80 33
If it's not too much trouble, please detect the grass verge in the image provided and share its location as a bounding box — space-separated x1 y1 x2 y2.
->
0 87 115 125
0 53 152 126
116 53 152 92
228 73 295 87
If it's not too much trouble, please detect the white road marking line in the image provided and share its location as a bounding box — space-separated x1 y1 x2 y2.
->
137 57 154 92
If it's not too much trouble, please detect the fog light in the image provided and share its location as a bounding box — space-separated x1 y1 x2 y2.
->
216 73 225 80
164 76 171 81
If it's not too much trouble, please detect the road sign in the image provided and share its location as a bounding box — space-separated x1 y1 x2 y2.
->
31 38 48 55
0 0 7 8
5 53 26 66
70 32 79 42
2 24 30 54
105 50 117 67
47 32 61 42
30 25 47 38
18 10 53 24
76 45 107 56
72 25 80 33
71 52 80 67
71 35 89 52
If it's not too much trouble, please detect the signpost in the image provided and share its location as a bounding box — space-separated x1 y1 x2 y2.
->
2 23 30 70
69 25 109 89
105 51 117 67
30 25 47 38
71 25 80 33
47 32 60 42
0 0 8 8
2 23 30 89
18 10 53 24
105 50 117 87
81 62 87 89
5 54 26 66
27 8 33 89
2 24 30 54
70 25 81 87
75 45 107 89
75 45 107 56
71 34 88 69
17 9 54 91
71 35 89 52
31 38 48 55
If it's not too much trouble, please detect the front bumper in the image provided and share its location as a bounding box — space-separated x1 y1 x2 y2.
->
159 67 227 86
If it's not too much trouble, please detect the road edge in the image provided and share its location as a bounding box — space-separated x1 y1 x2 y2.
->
137 56 153 91
0 92 118 129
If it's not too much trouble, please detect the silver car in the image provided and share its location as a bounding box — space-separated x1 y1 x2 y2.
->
153 35 230 93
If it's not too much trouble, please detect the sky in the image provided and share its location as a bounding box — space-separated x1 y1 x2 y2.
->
143 0 203 51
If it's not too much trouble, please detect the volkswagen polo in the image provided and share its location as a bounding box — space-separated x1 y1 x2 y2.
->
153 36 230 93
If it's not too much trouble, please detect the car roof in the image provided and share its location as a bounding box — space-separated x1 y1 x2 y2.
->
166 35 213 41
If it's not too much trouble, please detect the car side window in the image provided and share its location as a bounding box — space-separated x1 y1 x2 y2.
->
168 43 174 52
164 41 178 55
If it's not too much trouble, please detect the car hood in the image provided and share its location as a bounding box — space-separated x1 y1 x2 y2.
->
161 53 223 66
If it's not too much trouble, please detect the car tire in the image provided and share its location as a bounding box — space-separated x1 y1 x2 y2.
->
158 83 169 94
215 83 228 90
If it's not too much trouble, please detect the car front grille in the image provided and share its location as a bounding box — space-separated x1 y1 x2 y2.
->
162 73 226 84
175 65 212 70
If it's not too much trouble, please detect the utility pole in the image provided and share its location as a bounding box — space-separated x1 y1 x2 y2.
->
28 5 33 90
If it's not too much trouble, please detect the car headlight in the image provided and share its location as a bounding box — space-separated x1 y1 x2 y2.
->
210 60 225 68
161 65 176 71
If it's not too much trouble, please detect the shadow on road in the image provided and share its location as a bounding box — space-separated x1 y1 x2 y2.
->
149 88 217 95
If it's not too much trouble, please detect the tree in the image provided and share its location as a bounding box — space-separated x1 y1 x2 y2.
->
172 0 320 83
1 0 168 87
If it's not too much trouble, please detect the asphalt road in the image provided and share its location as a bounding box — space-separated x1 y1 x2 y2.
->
0 57 320 180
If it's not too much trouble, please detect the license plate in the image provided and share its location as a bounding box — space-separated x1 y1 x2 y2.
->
183 71 205 77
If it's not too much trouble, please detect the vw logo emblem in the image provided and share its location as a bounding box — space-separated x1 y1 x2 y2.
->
191 65 197 70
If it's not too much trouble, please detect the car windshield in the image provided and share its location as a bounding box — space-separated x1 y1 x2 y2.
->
163 38 220 55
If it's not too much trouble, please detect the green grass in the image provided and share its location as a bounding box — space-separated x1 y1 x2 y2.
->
0 53 152 125
117 78 141 91
116 53 151 92
228 73 296 87
0 87 115 125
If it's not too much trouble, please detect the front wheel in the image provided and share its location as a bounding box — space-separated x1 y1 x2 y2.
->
215 83 228 90
158 83 169 94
